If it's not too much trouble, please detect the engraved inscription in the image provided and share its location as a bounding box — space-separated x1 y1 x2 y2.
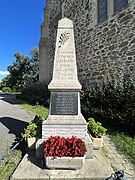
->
55 50 76 81
42 128 56 138
57 128 71 136
42 127 86 139
50 92 78 115
73 129 86 138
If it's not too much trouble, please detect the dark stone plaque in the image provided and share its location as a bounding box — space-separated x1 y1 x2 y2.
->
50 92 78 115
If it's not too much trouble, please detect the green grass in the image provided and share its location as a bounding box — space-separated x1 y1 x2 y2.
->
21 103 49 118
101 146 108 156
15 98 49 118
109 132 135 166
15 99 49 118
0 150 22 180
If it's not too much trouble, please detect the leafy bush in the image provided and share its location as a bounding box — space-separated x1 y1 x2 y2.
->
22 116 44 140
21 122 38 140
81 78 135 136
2 87 12 93
44 136 87 158
88 118 107 138
21 81 50 107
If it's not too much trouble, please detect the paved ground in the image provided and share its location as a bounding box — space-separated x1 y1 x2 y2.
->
11 149 114 180
11 135 135 180
0 94 135 179
0 94 34 159
103 135 135 179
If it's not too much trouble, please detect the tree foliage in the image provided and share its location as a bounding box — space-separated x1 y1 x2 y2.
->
5 48 39 90
0 77 8 90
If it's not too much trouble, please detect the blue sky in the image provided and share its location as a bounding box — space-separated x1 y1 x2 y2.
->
0 0 46 81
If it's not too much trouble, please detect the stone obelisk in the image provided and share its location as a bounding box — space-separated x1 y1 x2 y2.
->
42 17 93 159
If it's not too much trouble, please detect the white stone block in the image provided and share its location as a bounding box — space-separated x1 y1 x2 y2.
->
45 156 85 169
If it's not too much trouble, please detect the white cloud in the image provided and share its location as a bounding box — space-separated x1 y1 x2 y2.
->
0 71 10 76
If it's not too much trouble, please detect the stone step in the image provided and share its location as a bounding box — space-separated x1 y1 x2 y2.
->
11 150 113 180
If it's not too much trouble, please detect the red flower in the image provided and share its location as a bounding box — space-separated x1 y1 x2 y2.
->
44 136 87 158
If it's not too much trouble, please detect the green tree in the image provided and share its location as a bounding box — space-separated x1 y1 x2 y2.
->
23 48 39 83
7 48 39 89
0 77 7 89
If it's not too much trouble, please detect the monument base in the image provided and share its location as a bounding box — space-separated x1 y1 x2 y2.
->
36 114 93 159
42 114 87 139
36 133 93 159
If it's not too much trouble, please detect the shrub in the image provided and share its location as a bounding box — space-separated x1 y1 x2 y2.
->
21 81 50 107
44 136 87 158
21 122 38 140
21 117 43 140
81 78 135 136
2 87 12 93
88 118 107 138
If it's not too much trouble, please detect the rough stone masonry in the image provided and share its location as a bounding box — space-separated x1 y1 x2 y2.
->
39 0 135 87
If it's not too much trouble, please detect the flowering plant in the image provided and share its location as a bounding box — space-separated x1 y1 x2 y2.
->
44 136 87 158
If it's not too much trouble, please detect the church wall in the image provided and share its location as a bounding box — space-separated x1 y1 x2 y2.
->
40 0 135 86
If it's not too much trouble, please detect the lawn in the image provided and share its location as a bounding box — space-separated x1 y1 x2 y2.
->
109 132 135 166
21 103 49 118
0 150 22 180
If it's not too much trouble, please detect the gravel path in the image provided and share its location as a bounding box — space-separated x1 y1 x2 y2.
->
0 94 34 159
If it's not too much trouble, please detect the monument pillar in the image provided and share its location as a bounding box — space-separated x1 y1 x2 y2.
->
41 17 93 159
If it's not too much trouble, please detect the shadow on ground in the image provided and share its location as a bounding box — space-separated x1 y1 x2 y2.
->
0 116 43 169
0 117 28 137
27 150 44 169
0 93 23 105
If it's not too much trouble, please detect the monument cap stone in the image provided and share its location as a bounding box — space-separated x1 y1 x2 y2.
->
58 17 73 28
48 17 82 90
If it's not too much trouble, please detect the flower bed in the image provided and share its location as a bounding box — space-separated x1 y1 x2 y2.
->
44 136 87 169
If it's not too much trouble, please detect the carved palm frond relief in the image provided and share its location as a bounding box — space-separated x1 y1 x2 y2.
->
58 31 70 48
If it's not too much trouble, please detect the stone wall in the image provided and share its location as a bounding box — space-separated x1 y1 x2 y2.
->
39 0 135 87
84 6 135 86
